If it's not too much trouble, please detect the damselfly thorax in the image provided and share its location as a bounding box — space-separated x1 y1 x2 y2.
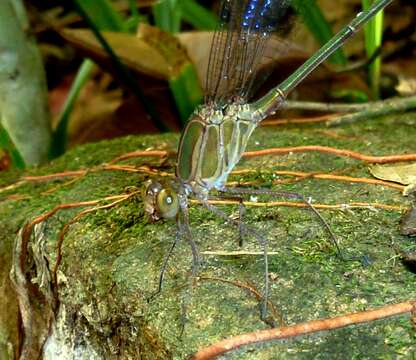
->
177 102 262 195
143 101 263 218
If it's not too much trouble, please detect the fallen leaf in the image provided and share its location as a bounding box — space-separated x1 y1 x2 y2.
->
369 163 416 196
61 29 171 79
396 76 416 96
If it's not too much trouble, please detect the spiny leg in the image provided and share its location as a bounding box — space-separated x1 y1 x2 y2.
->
148 221 182 301
238 198 246 247
180 200 200 274
177 200 201 335
149 199 201 300
202 200 271 323
221 187 344 259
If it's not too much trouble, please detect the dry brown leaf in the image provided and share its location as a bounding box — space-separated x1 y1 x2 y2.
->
369 163 416 196
396 76 416 96
61 29 170 79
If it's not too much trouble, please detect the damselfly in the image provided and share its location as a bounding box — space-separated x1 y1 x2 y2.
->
142 0 393 319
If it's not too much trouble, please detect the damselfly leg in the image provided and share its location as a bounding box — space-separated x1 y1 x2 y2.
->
220 187 344 258
148 222 181 300
143 0 394 330
149 194 200 299
202 200 271 322
149 185 341 323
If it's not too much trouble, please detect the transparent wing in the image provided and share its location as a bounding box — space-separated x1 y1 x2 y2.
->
204 0 292 105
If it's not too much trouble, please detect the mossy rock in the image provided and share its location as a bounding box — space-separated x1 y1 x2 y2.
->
1 113 415 359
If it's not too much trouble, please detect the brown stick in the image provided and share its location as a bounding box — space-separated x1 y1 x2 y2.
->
194 199 405 212
1 146 414 194
108 150 173 164
261 114 336 126
243 146 416 164
191 300 415 360
108 146 416 165
273 170 404 190
22 170 87 181
230 169 404 191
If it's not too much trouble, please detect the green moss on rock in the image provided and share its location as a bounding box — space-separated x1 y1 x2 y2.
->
1 114 415 359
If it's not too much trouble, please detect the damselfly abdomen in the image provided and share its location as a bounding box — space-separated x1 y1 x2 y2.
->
143 0 394 319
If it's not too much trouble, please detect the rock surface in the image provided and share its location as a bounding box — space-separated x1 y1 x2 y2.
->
1 113 416 359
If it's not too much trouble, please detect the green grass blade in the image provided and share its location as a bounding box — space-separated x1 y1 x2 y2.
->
292 0 347 66
77 0 128 32
127 0 140 21
0 124 25 169
169 64 203 123
152 0 181 33
362 0 384 99
51 59 94 157
180 0 218 30
139 24 203 125
125 0 142 32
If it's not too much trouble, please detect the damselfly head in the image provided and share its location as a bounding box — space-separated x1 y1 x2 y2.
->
142 180 179 221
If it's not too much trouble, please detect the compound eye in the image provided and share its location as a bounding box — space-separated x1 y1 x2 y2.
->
156 188 179 219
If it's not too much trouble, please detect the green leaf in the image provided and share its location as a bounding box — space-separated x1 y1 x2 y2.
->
329 88 369 103
362 0 384 99
138 24 203 125
180 0 218 30
152 0 181 33
170 63 203 123
77 0 128 32
51 59 95 157
292 0 347 66
0 124 25 169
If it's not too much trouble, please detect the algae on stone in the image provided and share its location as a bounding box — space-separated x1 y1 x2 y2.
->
0 113 415 359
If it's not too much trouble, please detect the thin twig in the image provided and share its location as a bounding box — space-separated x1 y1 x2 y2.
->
1 146 414 195
282 100 369 113
243 146 416 164
109 150 173 164
193 199 405 212
22 170 87 181
262 114 336 126
229 169 404 191
191 300 415 360
202 251 279 256
41 175 85 195
327 95 416 127
0 180 27 193
0 163 170 195
272 96 416 128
